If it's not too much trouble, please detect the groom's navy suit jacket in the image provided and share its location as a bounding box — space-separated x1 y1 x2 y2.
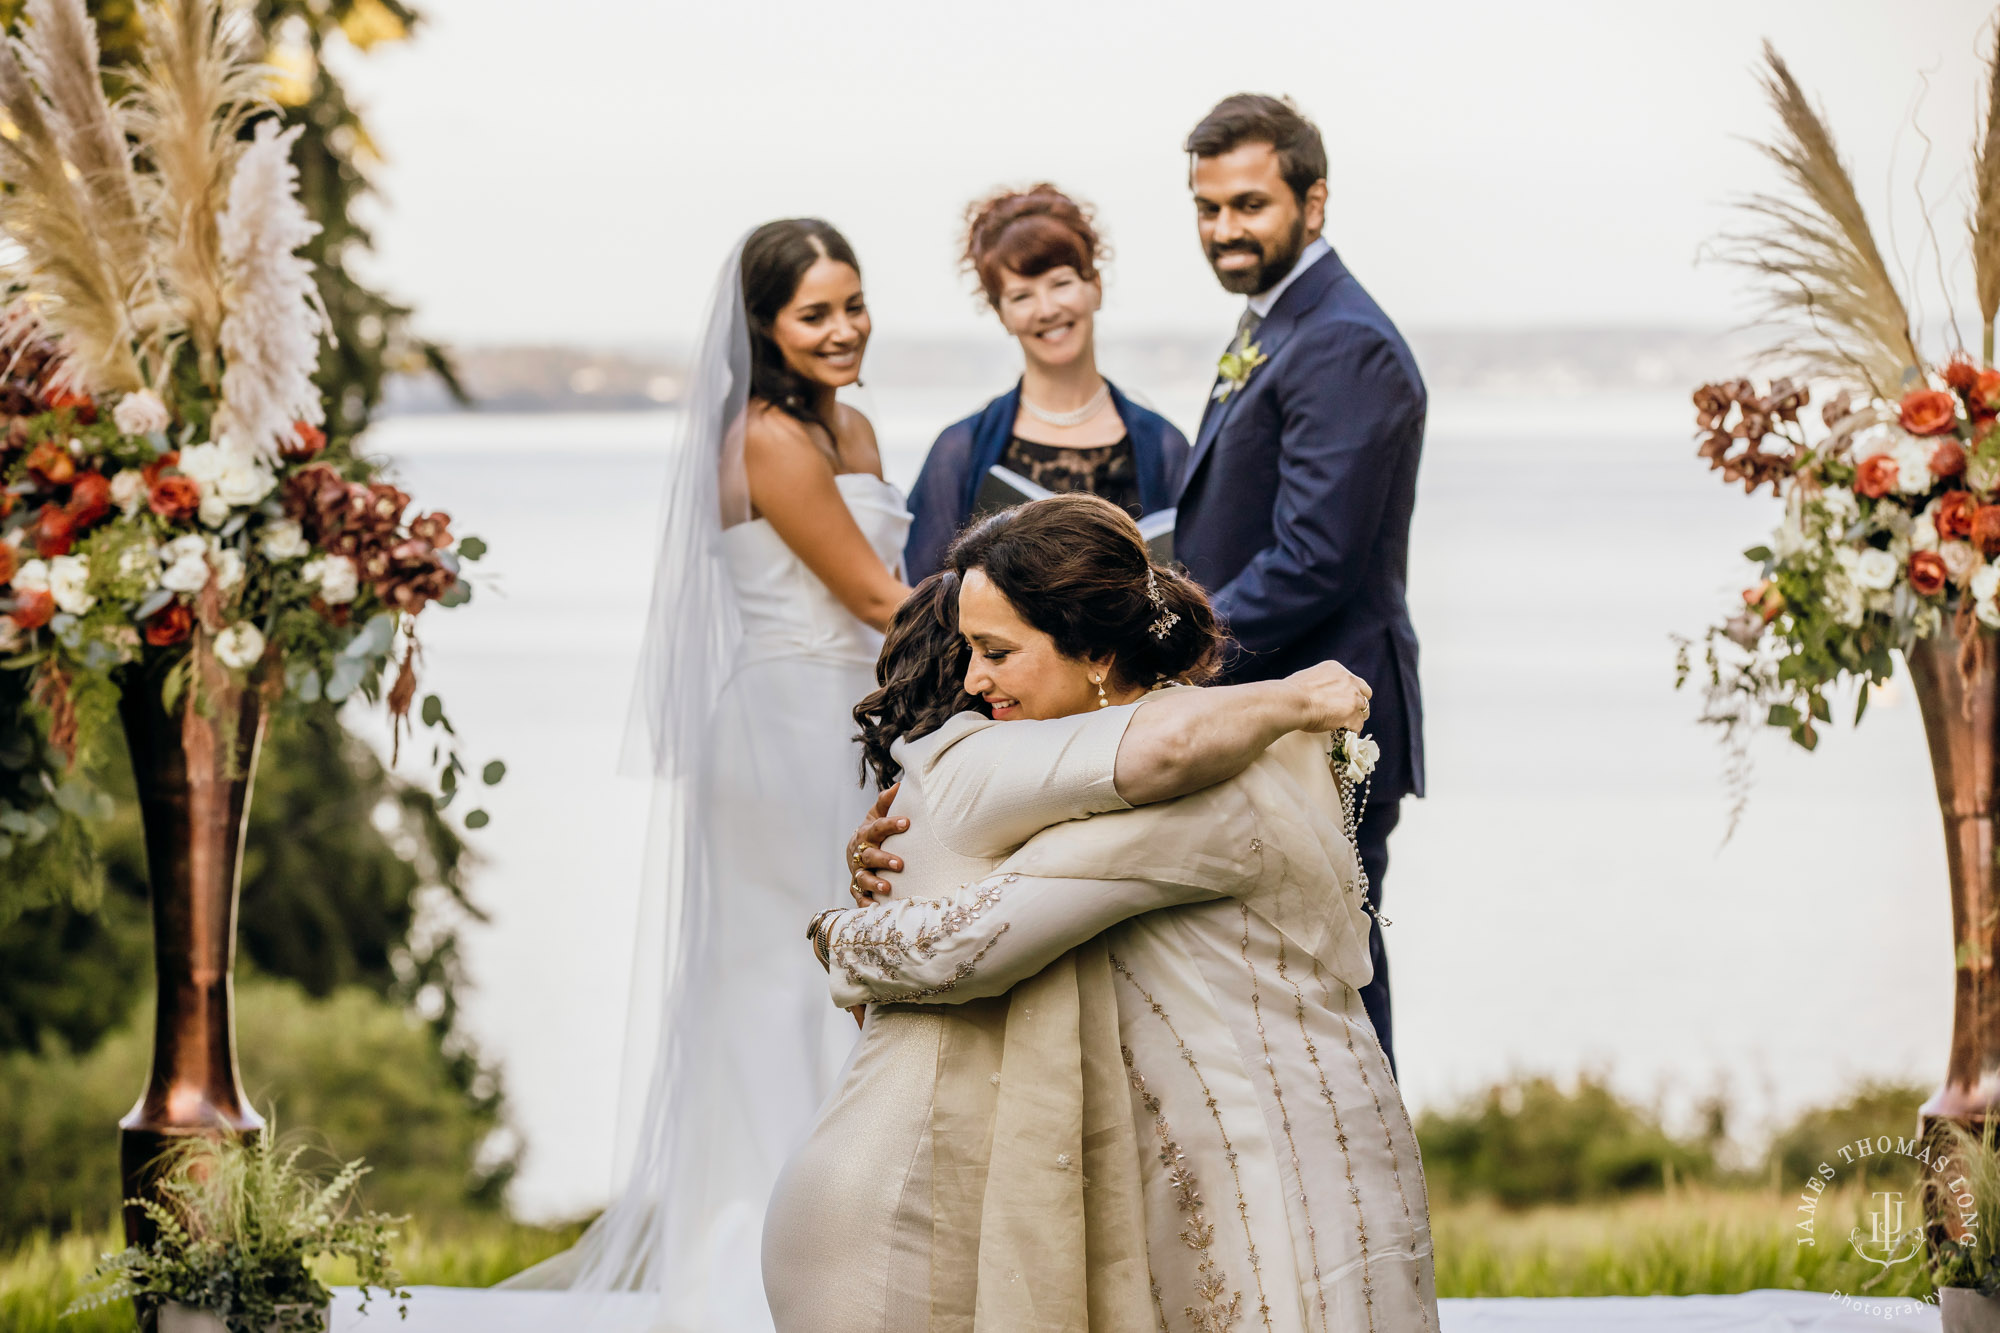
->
1175 246 1427 802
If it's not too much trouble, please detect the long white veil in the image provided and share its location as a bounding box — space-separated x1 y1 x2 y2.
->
503 234 754 1308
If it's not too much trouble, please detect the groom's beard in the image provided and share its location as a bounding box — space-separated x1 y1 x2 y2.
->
1207 214 1307 296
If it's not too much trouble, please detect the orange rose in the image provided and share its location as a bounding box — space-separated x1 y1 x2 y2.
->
1945 359 1982 393
1939 491 1979 540
43 387 94 421
281 421 327 460
0 542 15 586
65 471 110 527
1910 549 1950 596
1902 388 1960 436
1743 580 1784 624
9 586 53 629
1932 439 1968 478
1976 370 2000 419
24 439 73 485
1855 454 1900 498
1973 505 2000 556
142 601 192 647
32 505 75 557
149 475 201 522
141 450 179 489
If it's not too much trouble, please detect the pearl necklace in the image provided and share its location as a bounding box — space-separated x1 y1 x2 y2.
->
1020 381 1110 428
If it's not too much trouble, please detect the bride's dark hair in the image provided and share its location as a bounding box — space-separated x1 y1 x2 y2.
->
854 494 1223 788
741 218 861 426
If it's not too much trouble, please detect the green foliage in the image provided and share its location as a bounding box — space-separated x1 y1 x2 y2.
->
0 700 481 1059
1924 1118 2000 1294
66 1128 409 1331
1762 1079 1928 1192
1433 1186 1937 1299
1415 1072 1722 1207
0 977 515 1246
4 1217 582 1333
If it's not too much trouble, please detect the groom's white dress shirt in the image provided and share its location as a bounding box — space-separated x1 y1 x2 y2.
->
1247 234 1331 323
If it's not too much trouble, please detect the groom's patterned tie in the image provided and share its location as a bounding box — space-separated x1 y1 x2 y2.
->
1235 305 1263 347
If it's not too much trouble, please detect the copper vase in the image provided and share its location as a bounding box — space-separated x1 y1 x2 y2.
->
116 648 267 1244
1910 619 2000 1125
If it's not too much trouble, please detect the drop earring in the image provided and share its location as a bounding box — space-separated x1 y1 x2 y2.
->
1093 673 1108 709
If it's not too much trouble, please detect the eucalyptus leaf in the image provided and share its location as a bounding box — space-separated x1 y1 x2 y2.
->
435 549 461 575
464 809 490 830
421 695 444 727
134 586 175 619
437 581 471 608
457 537 487 561
482 760 506 786
326 655 368 702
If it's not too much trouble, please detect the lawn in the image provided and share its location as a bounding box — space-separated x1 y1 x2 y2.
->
0 1185 1933 1331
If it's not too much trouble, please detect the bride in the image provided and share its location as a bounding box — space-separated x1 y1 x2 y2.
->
763 495 1435 1332
507 219 909 1328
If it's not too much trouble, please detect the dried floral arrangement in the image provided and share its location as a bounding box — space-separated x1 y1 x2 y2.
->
0 0 491 882
1677 35 2000 825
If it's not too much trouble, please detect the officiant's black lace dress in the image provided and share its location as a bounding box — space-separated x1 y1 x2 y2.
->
1001 435 1142 518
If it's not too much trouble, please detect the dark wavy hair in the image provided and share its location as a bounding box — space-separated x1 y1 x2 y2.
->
741 218 860 426
1184 93 1327 205
854 572 978 788
854 494 1223 788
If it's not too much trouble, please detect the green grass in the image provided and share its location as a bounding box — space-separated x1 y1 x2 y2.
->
0 1216 584 1332
0 1187 1941 1331
1434 1184 1935 1300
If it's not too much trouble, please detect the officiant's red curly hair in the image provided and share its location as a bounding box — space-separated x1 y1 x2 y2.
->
963 185 1106 306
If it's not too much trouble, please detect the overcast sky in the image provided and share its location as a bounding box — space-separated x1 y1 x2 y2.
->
332 0 1996 349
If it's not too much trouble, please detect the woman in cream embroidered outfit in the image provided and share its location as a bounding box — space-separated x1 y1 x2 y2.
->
762 495 1436 1333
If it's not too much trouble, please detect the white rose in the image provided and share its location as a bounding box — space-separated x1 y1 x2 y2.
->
1913 501 1942 551
11 558 48 592
1833 546 1863 577
303 554 358 604
211 547 244 593
47 554 92 614
111 390 170 437
1972 564 2000 604
213 622 266 670
259 518 311 562
164 533 208 563
198 493 230 527
109 468 147 515
214 458 275 507
175 442 227 485
1887 534 1912 566
1945 542 1982 586
1342 734 1381 784
159 550 210 594
1894 437 1935 495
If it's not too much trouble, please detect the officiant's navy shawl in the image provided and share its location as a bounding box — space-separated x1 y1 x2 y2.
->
1175 246 1428 803
903 379 1189 581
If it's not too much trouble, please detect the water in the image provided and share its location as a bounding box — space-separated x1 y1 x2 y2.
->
354 383 1952 1222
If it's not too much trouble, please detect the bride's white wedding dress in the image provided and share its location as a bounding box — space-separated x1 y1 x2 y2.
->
632 471 909 1322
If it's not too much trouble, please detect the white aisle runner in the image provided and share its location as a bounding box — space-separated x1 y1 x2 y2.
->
331 1287 1942 1331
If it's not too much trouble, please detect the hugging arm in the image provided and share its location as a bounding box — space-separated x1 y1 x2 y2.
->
820 873 1218 1007
849 662 1369 890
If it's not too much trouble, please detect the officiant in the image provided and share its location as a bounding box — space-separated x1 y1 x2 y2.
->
903 185 1188 579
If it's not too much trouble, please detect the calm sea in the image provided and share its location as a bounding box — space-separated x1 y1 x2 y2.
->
356 381 1950 1222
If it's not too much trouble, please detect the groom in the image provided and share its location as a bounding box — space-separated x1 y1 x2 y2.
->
1174 94 1426 1075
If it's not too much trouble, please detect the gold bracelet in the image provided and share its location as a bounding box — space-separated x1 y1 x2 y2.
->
807 908 844 971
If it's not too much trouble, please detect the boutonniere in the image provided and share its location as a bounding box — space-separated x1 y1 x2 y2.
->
1212 328 1268 403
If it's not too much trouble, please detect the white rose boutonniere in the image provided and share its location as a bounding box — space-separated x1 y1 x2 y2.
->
1212 328 1269 404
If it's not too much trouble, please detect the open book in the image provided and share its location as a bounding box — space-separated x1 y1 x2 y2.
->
974 464 1176 564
